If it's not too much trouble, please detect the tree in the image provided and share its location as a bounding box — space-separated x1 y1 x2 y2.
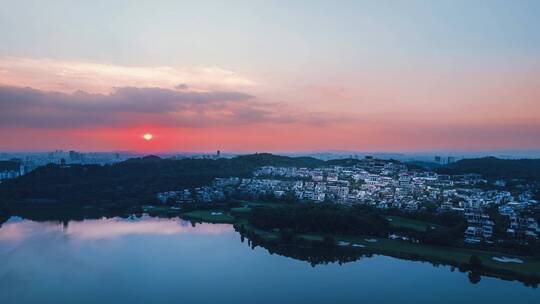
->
280 228 295 243
322 234 336 247
165 197 177 206
469 255 483 271
468 271 481 284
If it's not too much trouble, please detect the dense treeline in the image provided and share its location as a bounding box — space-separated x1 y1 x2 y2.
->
243 233 368 266
249 204 390 236
385 209 464 227
234 153 324 167
0 154 331 206
437 157 540 181
0 212 8 228
0 156 251 205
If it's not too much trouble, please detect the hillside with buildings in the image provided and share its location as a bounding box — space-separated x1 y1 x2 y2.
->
1 154 539 249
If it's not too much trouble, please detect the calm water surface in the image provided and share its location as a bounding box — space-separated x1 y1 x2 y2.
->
0 216 538 304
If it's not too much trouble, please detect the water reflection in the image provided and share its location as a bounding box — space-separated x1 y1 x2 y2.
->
1 216 539 304
0 216 233 242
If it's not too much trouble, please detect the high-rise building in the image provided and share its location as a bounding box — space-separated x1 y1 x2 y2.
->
69 150 82 162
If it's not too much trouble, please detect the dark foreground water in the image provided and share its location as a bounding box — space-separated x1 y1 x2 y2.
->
0 216 538 304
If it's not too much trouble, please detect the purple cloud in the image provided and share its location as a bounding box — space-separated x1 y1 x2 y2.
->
0 85 303 128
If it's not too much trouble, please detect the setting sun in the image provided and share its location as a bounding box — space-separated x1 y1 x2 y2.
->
143 133 153 141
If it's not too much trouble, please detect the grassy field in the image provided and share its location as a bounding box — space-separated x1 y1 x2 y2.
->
386 216 438 232
298 234 324 241
241 224 540 277
235 200 288 208
230 207 252 214
335 235 540 276
180 210 236 223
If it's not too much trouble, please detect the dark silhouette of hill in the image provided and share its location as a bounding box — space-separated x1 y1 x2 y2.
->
0 153 323 206
234 153 324 167
436 157 540 181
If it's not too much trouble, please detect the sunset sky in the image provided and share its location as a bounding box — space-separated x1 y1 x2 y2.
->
1 0 539 152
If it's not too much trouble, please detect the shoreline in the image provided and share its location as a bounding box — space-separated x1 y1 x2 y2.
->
3 202 540 287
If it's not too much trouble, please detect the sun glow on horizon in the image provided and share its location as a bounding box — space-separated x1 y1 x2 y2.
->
143 133 153 141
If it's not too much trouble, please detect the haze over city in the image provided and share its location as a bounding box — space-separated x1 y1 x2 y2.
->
1 0 539 153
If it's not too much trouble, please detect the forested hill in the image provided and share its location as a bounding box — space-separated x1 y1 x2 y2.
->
0 153 325 206
233 153 324 167
437 157 540 181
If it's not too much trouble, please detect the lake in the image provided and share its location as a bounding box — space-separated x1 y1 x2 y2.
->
0 216 538 304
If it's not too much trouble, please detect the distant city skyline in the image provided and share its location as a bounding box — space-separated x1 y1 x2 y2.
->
1 1 539 152
2 148 540 162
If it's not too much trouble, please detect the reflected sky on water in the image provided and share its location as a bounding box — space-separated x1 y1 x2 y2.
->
0 216 538 304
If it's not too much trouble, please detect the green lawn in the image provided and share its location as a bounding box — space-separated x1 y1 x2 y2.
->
386 216 438 232
235 200 288 208
244 225 540 277
180 210 236 223
298 234 324 241
230 207 252 214
335 235 540 276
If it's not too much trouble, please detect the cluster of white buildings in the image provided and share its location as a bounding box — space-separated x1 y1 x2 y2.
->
498 193 539 239
157 158 540 243
0 169 22 181
249 164 491 210
157 186 226 204
464 207 495 244
157 177 240 204
0 161 26 182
